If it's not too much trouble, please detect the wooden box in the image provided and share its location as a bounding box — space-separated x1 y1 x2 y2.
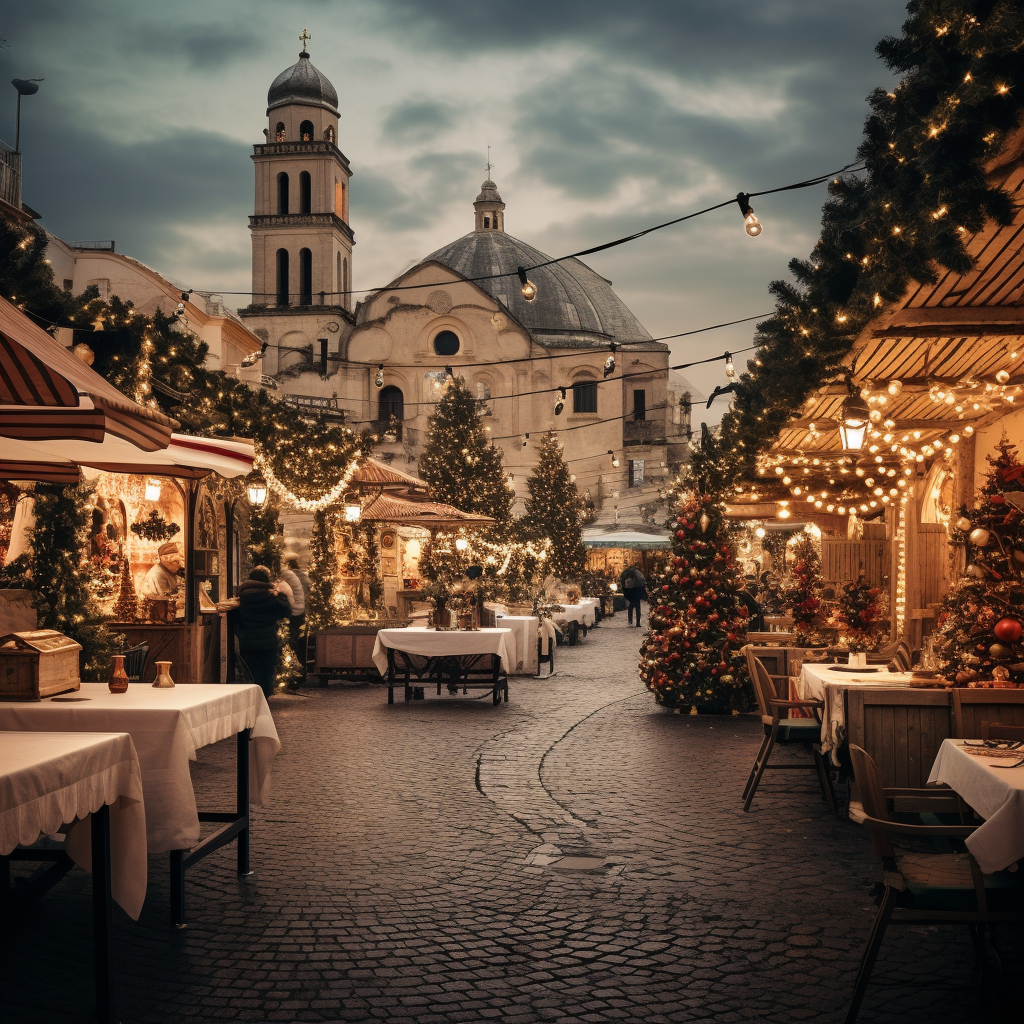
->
313 622 410 682
0 629 82 701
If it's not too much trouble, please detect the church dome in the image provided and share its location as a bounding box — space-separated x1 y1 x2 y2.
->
267 52 339 116
424 230 655 347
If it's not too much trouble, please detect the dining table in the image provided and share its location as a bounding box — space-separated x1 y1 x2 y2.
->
0 683 280 925
796 663 916 764
373 626 514 704
493 613 540 675
927 738 1024 874
1 731 148 1023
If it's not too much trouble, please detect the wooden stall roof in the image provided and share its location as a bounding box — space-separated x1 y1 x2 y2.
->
0 296 177 452
351 459 428 493
360 492 494 528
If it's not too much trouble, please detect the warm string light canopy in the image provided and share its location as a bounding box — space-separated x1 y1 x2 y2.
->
255 454 362 513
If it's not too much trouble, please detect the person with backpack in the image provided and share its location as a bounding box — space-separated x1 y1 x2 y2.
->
228 566 291 697
619 565 647 627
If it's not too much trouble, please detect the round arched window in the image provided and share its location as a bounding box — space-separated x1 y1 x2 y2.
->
433 330 460 356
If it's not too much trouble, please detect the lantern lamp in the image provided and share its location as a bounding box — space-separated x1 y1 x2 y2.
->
144 478 162 502
246 471 268 507
343 494 361 522
838 388 870 452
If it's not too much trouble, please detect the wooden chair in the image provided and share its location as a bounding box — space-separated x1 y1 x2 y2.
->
981 722 1024 741
887 638 913 672
952 687 1024 739
845 744 1023 1023
741 646 836 814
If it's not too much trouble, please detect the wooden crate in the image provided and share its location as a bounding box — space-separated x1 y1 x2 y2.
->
0 629 81 701
846 687 952 788
313 623 410 681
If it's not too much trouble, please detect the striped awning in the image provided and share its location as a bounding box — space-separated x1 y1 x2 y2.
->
0 297 177 451
0 433 255 483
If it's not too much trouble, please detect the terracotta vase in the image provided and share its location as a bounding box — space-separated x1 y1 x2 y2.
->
109 654 129 694
152 660 175 688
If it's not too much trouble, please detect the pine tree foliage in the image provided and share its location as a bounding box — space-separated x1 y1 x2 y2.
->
30 483 122 678
639 495 753 714
418 377 514 525
306 509 338 631
521 433 586 580
694 0 1024 484
934 436 1024 684
248 498 283 575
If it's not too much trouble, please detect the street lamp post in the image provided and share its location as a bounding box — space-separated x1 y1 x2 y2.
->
11 78 42 212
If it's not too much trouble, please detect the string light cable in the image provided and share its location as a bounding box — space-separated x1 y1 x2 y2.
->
161 162 865 303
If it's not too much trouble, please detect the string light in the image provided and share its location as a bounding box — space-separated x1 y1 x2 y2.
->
736 193 762 236
374 364 384 389
517 267 537 302
256 454 362 513
553 388 566 416
604 343 617 379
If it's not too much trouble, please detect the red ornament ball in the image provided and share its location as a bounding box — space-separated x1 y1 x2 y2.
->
993 617 1022 643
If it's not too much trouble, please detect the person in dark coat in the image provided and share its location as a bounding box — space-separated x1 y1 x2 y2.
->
229 566 291 697
619 565 647 627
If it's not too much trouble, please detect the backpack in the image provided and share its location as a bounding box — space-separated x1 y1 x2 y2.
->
623 571 636 590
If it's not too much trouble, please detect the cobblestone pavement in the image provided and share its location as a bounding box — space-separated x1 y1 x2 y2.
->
4 610 1020 1023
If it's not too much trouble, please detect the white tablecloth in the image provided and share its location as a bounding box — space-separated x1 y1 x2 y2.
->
372 627 514 676
494 615 540 675
553 604 589 627
579 598 601 624
0 684 280 853
0 731 147 919
928 739 1024 874
797 664 914 763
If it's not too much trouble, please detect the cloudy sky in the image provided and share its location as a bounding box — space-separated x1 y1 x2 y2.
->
3 0 907 407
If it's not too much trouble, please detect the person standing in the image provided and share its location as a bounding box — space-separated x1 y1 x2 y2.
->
229 566 291 697
279 556 309 662
620 564 647 628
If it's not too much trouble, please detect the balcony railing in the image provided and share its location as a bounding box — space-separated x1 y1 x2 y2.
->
282 393 347 421
371 420 403 442
623 420 666 447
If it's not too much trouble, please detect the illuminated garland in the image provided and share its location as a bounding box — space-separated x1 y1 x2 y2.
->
256 453 362 513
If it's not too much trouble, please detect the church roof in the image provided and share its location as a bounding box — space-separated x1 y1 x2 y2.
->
267 52 339 116
424 229 657 349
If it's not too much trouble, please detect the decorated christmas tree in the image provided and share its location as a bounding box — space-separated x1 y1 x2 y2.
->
935 436 1024 686
837 573 887 651
521 432 586 581
785 534 826 643
113 557 138 622
640 493 753 714
418 376 514 524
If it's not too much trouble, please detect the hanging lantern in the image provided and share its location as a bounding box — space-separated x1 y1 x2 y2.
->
246 471 268 507
838 390 870 452
144 478 163 502
343 493 361 522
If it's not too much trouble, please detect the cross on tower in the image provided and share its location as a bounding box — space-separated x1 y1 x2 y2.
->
486 146 493 180
299 27 311 52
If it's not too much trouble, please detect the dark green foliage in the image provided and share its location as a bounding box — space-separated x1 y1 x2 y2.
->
248 498 283 576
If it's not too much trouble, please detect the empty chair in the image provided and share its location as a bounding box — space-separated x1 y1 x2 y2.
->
981 722 1024 741
844 743 1023 1023
741 645 836 814
123 643 149 683
952 687 1024 739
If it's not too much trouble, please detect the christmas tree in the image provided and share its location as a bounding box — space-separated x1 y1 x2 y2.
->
306 509 339 631
248 497 283 575
935 436 1024 686
521 432 586 581
837 573 887 651
113 557 138 622
418 376 513 525
785 534 827 643
639 494 753 714
30 483 122 679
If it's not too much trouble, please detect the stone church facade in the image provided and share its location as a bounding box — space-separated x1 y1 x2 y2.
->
239 47 694 524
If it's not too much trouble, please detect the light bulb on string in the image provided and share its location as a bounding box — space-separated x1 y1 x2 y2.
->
736 193 761 236
604 343 617 378
724 352 736 379
522 432 530 449
517 266 537 302
554 387 566 416
609 450 620 468
506 472 515 489
374 364 384 389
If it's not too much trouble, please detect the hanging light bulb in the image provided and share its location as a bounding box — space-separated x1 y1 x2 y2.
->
736 193 762 236
517 266 537 302
995 369 1011 384
609 450 620 468
91 315 105 332
522 432 530 449
144 478 162 502
455 537 469 551
887 379 903 396
245 471 268 507
604 343 617 378
724 352 736 379
554 387 566 416
374 364 384 389
506 471 515 489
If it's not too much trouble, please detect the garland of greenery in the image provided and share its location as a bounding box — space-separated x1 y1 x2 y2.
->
692 0 1024 485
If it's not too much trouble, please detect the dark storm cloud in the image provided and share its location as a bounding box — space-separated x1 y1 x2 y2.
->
381 99 461 141
128 24 266 70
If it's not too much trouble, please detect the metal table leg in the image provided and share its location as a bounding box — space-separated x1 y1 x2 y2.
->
91 804 114 1024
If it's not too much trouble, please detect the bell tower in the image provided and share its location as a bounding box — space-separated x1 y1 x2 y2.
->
245 34 355 317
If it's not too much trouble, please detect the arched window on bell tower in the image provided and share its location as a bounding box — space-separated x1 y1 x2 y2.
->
299 120 314 142
275 121 286 142
276 248 289 306
299 248 313 305
277 173 289 215
299 171 312 214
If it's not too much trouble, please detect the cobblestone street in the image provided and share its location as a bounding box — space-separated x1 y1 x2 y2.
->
3 612 1016 1023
